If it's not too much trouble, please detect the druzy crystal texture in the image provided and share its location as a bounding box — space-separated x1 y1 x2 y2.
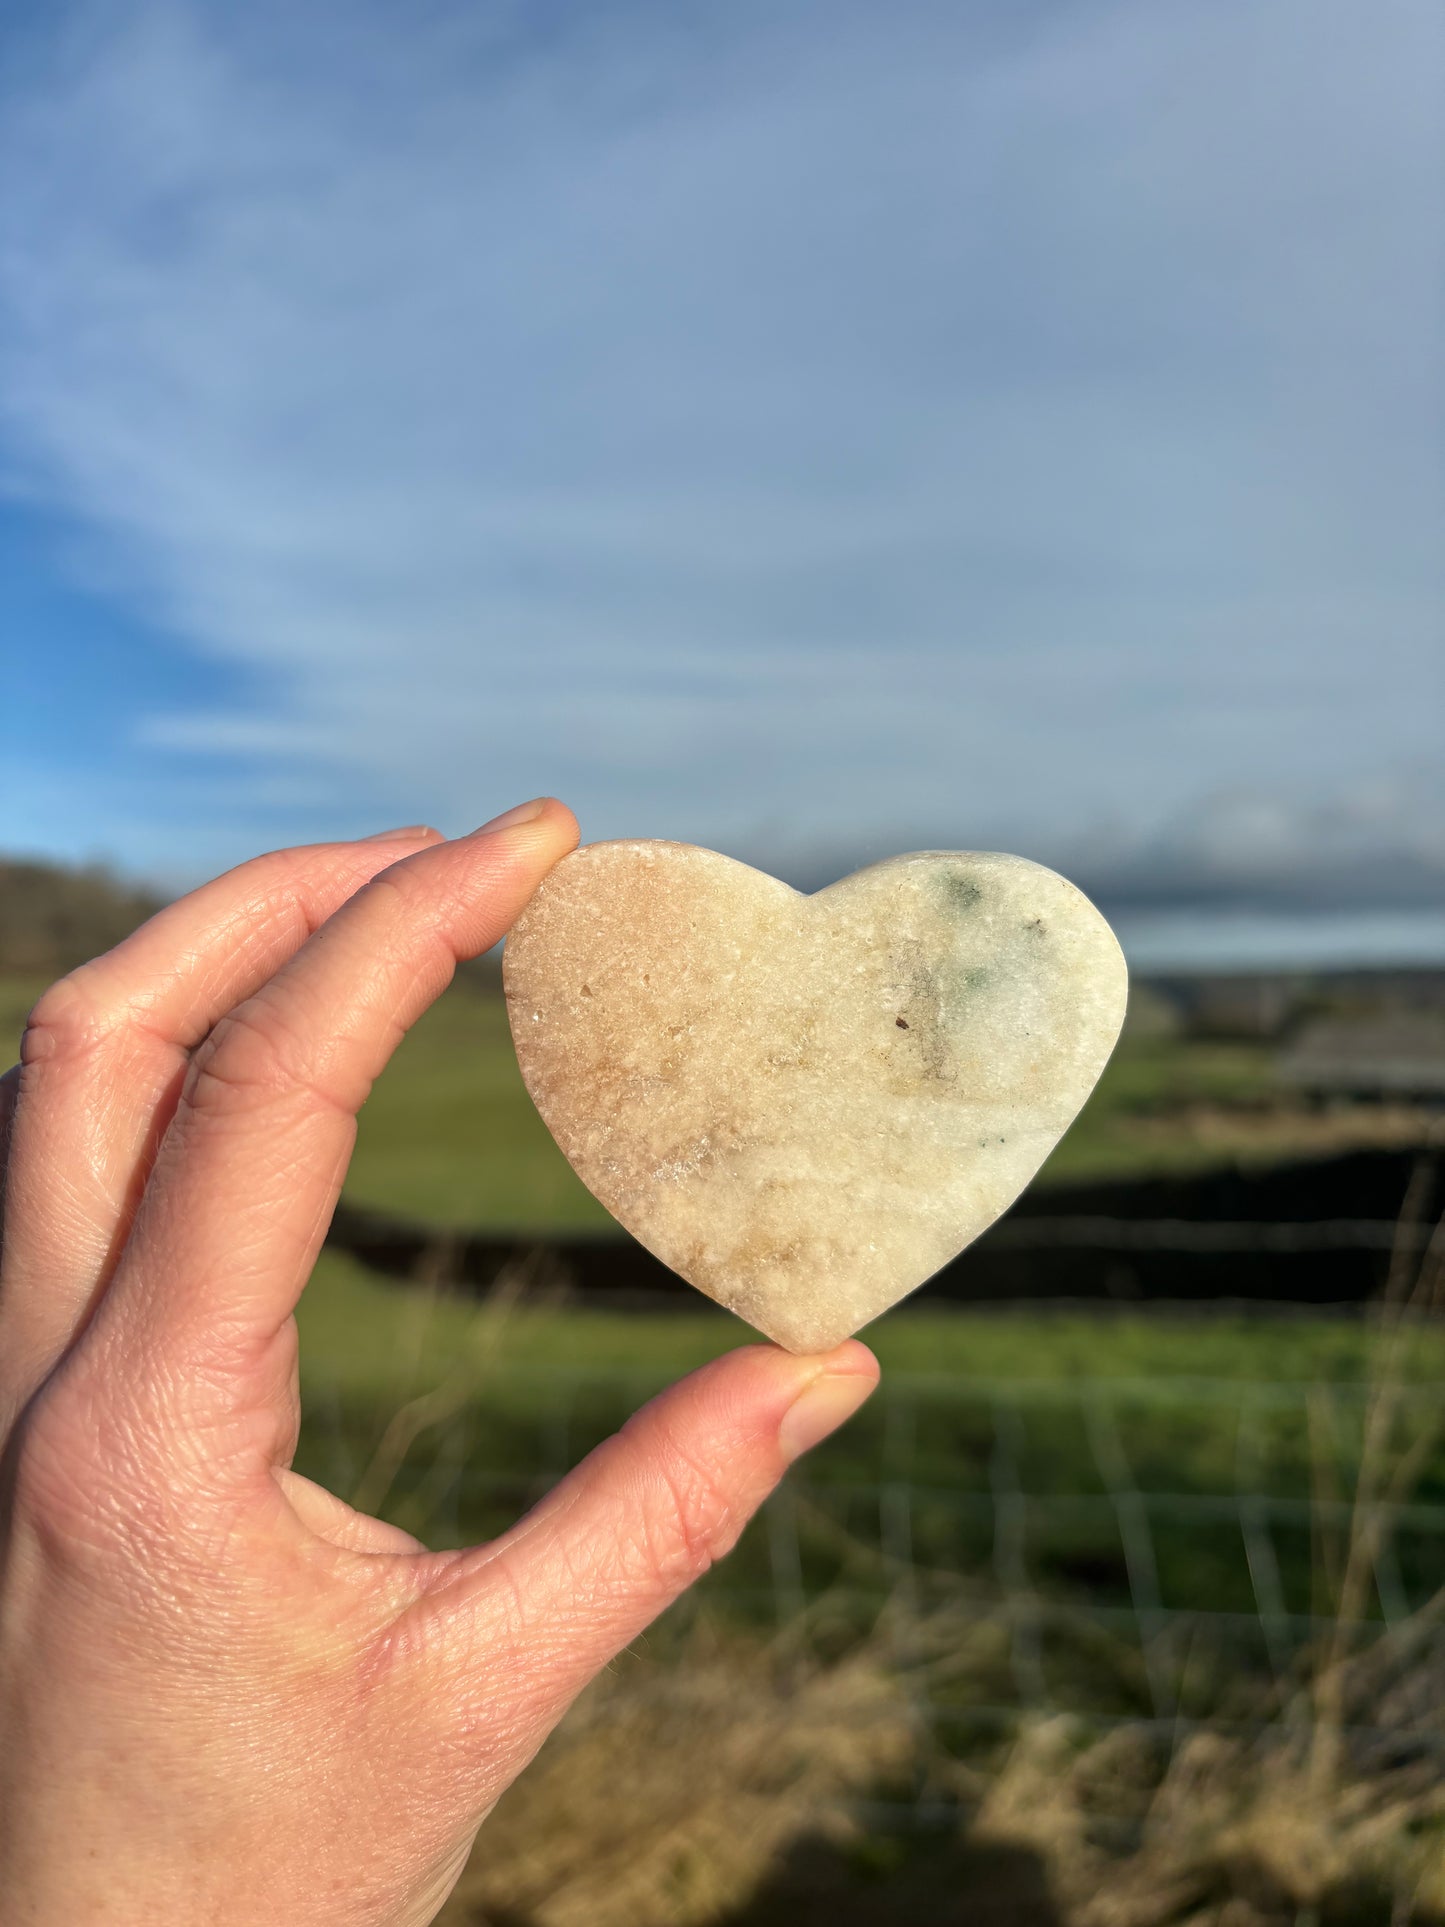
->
503 842 1128 1352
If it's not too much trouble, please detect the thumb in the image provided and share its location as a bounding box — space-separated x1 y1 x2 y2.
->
424 1341 878 1733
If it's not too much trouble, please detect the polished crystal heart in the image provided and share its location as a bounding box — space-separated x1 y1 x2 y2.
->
503 842 1127 1352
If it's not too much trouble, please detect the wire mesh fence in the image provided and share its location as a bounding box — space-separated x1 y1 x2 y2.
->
297 1197 1445 1919
302 1342 1445 1745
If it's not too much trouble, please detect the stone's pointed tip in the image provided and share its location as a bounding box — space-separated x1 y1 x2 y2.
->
505 842 1127 1345
756 1322 861 1357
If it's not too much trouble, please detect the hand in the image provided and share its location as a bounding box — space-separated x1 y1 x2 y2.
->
0 803 878 1926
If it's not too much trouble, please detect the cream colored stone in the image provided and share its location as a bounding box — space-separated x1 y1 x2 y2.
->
503 842 1128 1353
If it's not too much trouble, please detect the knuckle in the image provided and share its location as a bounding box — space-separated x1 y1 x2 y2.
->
183 996 315 1119
10 1373 163 1563
358 861 431 917
10 1358 252 1596
231 845 357 931
360 861 470 953
633 1417 739 1586
19 970 110 1071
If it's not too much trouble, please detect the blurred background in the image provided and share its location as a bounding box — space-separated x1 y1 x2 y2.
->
2 1 1444 1921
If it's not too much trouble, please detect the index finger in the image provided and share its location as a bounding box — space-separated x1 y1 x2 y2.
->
95 800 579 1390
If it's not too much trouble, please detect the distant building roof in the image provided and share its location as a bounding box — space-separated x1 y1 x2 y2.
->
1277 1016 1445 1100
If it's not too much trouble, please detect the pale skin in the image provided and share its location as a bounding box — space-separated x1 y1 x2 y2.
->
0 799 878 1925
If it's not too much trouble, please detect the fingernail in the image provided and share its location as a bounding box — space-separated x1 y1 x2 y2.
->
778 1370 875 1463
472 797 548 836
361 824 436 842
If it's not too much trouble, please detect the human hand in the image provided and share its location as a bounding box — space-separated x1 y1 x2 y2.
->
0 803 878 1926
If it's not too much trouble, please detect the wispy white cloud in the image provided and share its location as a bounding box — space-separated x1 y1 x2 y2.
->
1 0 1441 896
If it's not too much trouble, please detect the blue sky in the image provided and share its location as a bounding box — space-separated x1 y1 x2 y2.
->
1 0 1442 947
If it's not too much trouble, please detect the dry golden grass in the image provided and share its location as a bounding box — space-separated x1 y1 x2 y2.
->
979 1661 1445 1925
433 1187 1445 1925
438 1623 920 1927
436 1594 1445 1927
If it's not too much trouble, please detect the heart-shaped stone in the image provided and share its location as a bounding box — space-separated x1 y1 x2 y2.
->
504 842 1127 1352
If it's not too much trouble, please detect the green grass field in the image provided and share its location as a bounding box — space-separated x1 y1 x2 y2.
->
294 1253 1445 1695
0 974 1310 1226
340 983 1293 1227
4 971 1424 1234
297 1245 1444 1402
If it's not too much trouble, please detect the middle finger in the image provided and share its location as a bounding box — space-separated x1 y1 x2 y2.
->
0 828 441 1413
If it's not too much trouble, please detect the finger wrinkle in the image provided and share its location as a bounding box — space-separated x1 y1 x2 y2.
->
182 1039 365 1130
618 1481 727 1599
360 846 540 956
18 975 114 1068
144 900 329 1046
74 845 402 1047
